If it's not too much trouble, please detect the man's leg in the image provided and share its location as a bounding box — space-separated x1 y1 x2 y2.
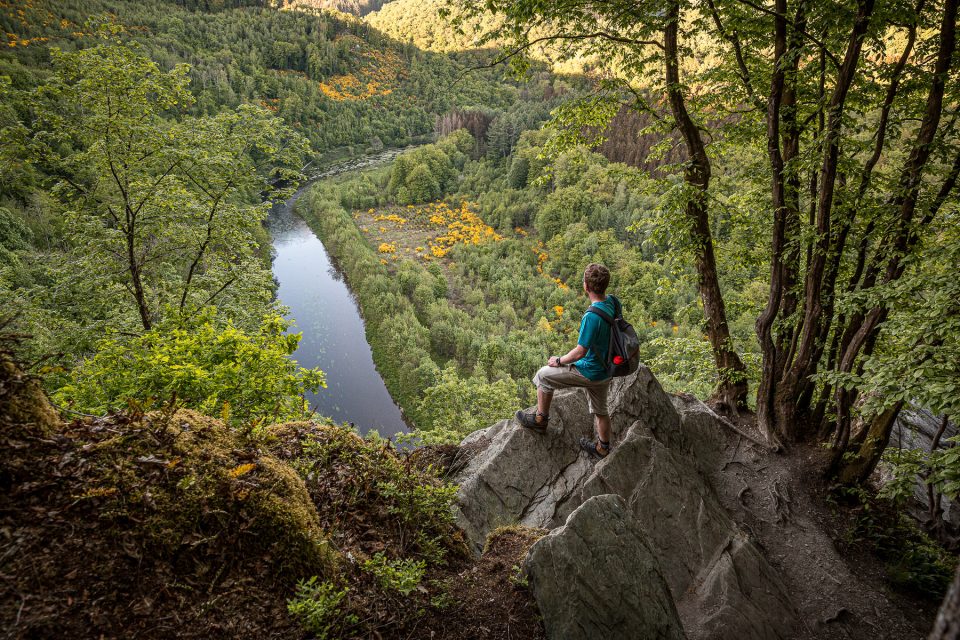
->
580 382 612 457
537 387 553 418
595 413 611 445
520 366 562 430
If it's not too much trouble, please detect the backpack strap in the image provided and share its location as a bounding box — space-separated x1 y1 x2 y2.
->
585 306 614 324
585 296 621 324
585 304 617 376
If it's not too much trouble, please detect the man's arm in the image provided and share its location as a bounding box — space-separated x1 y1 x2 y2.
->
549 345 587 367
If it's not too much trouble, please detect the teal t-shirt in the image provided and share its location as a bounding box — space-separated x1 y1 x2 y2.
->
574 296 617 381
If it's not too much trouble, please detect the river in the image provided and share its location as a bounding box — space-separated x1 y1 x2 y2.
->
267 148 414 438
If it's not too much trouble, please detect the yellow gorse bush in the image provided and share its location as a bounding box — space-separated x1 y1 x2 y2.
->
374 213 407 226
360 201 501 262
317 37 406 101
375 201 505 261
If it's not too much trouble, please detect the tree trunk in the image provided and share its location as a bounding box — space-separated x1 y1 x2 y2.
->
755 0 790 443
833 401 903 484
665 0 748 411
927 415 950 538
125 208 152 331
757 0 876 444
829 0 957 480
930 563 960 640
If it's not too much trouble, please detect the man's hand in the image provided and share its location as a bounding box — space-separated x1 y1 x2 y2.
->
549 355 561 367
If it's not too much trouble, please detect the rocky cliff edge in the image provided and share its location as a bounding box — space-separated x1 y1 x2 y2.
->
448 365 919 640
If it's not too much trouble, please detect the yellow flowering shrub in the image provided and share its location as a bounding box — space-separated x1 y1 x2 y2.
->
317 38 406 101
374 213 407 226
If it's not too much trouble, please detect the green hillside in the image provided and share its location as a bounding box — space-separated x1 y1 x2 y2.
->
0 0 561 370
0 0 524 153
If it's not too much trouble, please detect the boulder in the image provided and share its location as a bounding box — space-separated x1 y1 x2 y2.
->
451 366 680 551
675 533 797 640
569 417 737 597
524 494 686 640
453 367 801 640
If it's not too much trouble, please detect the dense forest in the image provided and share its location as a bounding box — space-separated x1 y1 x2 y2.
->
3 0 960 637
298 126 761 442
0 0 550 415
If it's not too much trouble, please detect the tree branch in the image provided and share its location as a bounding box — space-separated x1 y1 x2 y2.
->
705 0 765 111
731 0 843 68
458 31 664 82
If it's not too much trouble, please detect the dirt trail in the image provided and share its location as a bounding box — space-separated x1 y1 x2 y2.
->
705 407 937 639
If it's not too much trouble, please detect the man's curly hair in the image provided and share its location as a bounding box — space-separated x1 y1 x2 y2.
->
583 263 610 295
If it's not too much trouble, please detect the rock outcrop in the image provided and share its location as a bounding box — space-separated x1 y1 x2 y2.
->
887 407 959 526
524 494 686 640
452 366 800 640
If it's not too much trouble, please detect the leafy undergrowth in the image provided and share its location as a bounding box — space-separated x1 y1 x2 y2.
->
413 525 549 640
827 485 957 600
266 423 547 639
1 352 547 638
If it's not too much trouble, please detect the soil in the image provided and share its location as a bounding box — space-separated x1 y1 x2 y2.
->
1 380 547 640
701 399 946 639
410 527 548 640
0 414 306 640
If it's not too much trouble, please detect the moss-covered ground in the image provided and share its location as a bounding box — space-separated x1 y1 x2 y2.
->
1 347 546 638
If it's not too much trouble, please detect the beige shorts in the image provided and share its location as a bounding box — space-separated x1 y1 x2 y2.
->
532 364 611 416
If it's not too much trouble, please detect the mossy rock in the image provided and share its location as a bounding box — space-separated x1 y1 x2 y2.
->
71 409 339 584
0 355 59 438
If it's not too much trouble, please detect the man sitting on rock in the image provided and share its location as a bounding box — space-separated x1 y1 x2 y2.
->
516 263 617 458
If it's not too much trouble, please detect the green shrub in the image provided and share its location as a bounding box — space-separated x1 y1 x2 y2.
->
54 310 325 427
362 552 426 595
287 577 352 638
415 365 520 444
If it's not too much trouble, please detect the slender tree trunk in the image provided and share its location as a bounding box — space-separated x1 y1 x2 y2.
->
755 0 790 443
785 0 875 423
930 563 960 640
758 0 876 444
665 0 748 411
927 415 950 537
830 0 957 479
833 401 903 484
125 208 152 331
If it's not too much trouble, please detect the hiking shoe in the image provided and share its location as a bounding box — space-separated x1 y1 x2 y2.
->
579 436 610 458
516 409 548 433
